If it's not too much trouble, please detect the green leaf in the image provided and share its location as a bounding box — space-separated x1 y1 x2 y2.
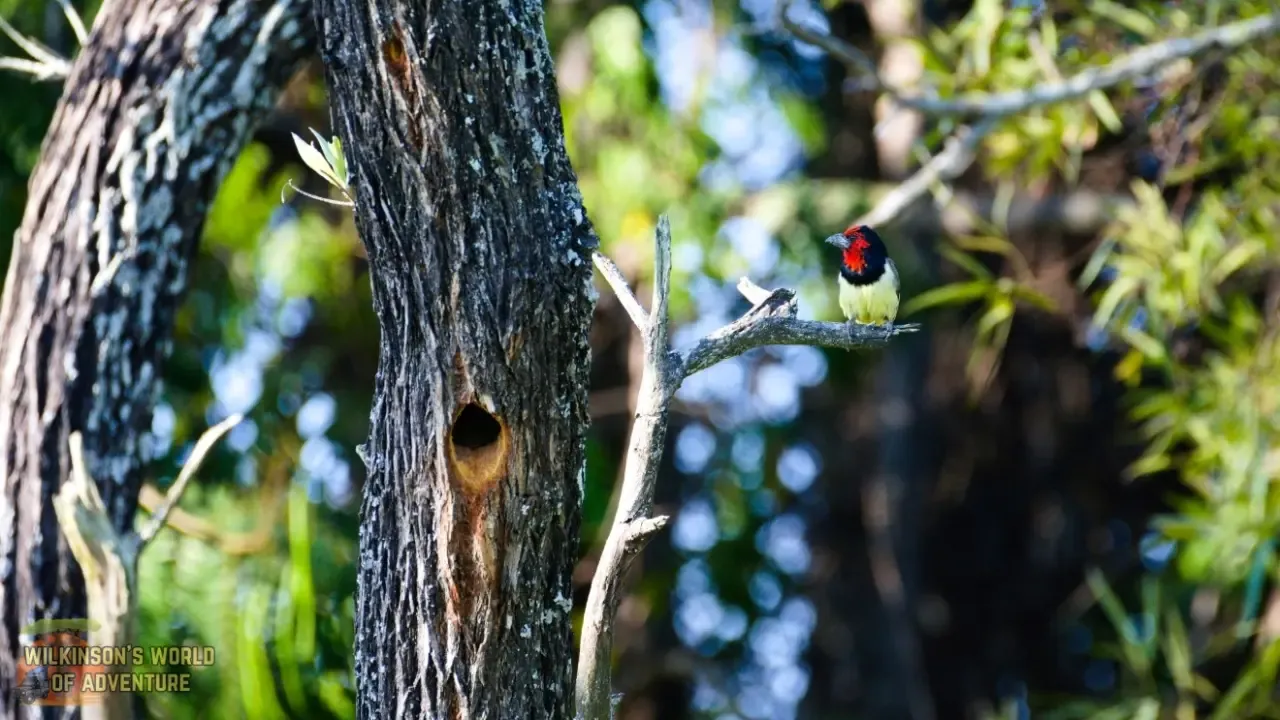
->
1130 393 1176 421
1119 326 1168 364
1128 451 1171 478
1152 517 1202 541
1138 575 1160 656
1090 0 1159 38
969 0 1003 76
953 233 1016 257
975 297 1014 341
1131 699 1159 720
1010 285 1056 311
309 127 337 170
1212 241 1261 284
1087 90 1123 134
1239 539 1274 632
1211 664 1261 720
1162 607 1195 692
292 132 342 189
1078 236 1117 289
330 135 348 186
902 280 991 315
939 244 993 279
1094 275 1139 327
1086 568 1148 673
1039 14 1058 56
1114 347 1145 386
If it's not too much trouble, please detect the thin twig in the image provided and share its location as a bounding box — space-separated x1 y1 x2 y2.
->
780 0 878 81
54 0 89 46
59 417 241 720
784 2 1280 119
136 413 244 546
0 13 70 80
591 251 649 330
0 14 66 66
282 178 355 208
855 117 1001 229
0 56 66 80
909 14 1280 117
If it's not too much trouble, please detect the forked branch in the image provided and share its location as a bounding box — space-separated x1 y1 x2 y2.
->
0 5 86 81
575 217 916 718
51 414 244 719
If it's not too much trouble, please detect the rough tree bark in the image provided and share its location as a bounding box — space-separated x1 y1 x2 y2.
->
0 0 313 711
311 1 596 717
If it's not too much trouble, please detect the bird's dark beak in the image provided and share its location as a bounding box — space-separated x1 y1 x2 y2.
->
824 234 850 250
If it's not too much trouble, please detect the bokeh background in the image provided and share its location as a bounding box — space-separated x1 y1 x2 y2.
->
2 0 1279 718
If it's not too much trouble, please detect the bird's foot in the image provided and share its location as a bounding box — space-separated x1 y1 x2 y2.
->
846 321 898 341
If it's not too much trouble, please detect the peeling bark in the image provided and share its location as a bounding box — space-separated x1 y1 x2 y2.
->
311 1 596 717
0 0 313 712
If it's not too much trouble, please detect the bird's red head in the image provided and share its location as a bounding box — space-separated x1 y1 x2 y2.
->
841 225 875 273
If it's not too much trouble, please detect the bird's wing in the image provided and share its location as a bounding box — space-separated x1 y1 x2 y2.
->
886 257 901 299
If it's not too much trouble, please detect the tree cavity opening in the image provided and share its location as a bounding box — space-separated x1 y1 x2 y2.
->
448 403 508 494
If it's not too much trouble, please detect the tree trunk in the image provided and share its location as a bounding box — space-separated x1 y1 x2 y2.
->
0 0 313 711
311 1 595 718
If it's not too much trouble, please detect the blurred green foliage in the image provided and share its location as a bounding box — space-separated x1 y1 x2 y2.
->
3 0 1280 717
902 0 1280 716
132 120 364 716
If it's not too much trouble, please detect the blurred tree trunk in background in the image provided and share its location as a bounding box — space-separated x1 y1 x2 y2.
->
0 0 312 711
805 2 941 718
312 0 596 717
799 1 1177 717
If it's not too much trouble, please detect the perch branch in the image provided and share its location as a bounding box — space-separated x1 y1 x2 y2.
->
783 2 1280 118
576 218 914 718
681 278 917 379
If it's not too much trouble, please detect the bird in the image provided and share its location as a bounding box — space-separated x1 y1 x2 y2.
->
824 224 900 328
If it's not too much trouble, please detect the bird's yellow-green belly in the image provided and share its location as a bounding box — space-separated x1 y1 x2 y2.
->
838 276 899 325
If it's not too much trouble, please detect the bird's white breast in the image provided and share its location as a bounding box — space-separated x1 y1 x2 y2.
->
837 260 900 325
